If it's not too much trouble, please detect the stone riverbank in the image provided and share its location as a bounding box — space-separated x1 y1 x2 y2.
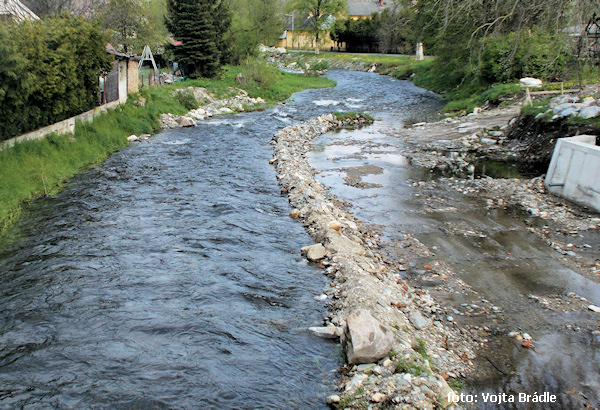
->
271 114 476 409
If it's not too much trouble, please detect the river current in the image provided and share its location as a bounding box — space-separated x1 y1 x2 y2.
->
0 71 441 408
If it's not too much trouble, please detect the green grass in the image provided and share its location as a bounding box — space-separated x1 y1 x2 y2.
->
447 377 465 391
394 354 431 376
0 64 335 235
413 338 428 358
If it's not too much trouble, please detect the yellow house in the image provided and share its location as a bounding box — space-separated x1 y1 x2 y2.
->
276 0 388 51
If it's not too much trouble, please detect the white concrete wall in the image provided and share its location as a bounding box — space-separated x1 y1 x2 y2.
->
0 100 120 151
118 60 128 104
545 135 600 212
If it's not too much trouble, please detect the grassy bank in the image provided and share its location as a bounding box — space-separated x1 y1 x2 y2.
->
0 65 335 234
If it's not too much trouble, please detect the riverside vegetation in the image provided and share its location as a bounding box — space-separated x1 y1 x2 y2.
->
0 64 334 235
272 51 600 113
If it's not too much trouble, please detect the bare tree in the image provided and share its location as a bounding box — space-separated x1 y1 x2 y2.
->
21 0 106 16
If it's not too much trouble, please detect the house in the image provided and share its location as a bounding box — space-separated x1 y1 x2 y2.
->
102 43 139 104
277 15 338 50
0 0 38 22
276 0 388 51
348 0 387 19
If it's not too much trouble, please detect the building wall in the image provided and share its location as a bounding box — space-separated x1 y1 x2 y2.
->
117 60 128 104
127 60 139 95
0 101 120 151
276 30 337 50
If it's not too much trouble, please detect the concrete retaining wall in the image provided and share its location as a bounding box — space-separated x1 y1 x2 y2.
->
0 100 120 151
545 135 600 212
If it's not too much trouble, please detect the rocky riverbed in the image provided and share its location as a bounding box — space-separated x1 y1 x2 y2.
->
271 114 477 409
158 87 266 130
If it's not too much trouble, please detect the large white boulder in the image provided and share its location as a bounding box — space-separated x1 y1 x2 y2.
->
520 77 543 88
343 309 394 365
579 106 600 120
176 116 196 127
301 243 328 261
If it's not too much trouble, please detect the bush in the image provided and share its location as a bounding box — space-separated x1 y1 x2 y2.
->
243 57 277 88
0 15 112 142
174 89 198 110
479 30 571 83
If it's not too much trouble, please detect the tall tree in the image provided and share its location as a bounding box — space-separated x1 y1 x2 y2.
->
165 0 231 78
415 0 600 83
287 0 346 53
228 0 283 63
99 0 147 53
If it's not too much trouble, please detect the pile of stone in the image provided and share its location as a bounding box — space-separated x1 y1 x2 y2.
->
267 53 369 75
259 44 287 54
538 95 600 120
271 115 475 409
159 88 266 129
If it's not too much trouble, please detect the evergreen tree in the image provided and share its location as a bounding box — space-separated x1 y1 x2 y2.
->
165 0 231 78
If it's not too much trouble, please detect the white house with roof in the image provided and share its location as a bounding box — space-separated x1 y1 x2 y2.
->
0 0 38 22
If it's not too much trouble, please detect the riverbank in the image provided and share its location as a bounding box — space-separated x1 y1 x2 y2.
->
272 114 476 409
0 66 334 236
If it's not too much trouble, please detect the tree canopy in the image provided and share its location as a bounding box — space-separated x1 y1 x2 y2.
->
165 0 231 78
228 0 283 63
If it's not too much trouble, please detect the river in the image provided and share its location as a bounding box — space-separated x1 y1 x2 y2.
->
2 69 598 409
0 70 440 408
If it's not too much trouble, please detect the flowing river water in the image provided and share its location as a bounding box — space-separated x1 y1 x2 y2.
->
1 70 599 408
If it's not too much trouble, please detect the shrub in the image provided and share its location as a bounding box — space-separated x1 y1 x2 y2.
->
0 15 112 142
243 57 277 88
479 29 571 83
174 89 198 110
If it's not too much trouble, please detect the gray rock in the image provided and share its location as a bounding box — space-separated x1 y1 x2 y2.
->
560 107 579 117
344 373 368 391
409 311 430 330
579 106 600 119
553 103 574 114
326 395 341 404
480 138 497 145
588 305 600 313
356 363 376 372
301 243 327 261
176 116 196 127
308 324 342 338
219 107 234 115
344 309 394 365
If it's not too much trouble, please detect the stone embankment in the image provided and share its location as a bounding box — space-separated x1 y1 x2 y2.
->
271 114 475 409
158 87 266 129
